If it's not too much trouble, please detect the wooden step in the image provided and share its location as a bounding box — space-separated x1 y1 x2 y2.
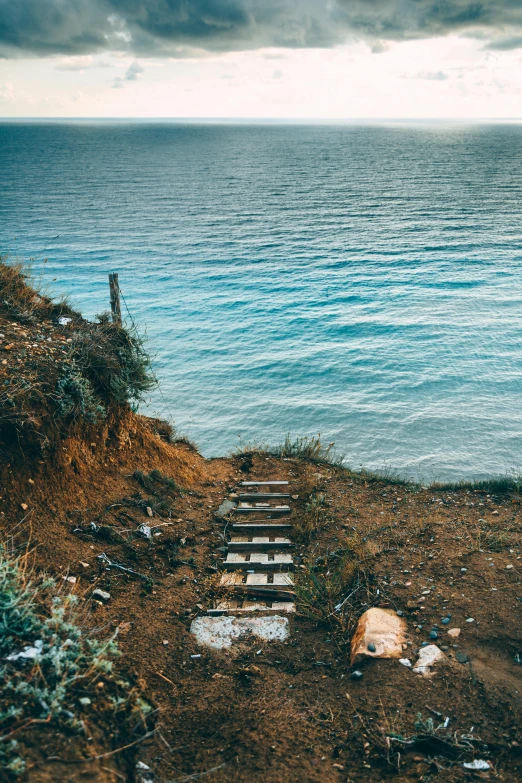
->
231 522 293 533
223 552 294 570
220 572 294 587
228 537 294 551
237 493 291 501
239 481 289 487
208 599 295 615
234 505 291 515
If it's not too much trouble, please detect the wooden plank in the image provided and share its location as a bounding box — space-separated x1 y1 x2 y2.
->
210 600 295 614
234 506 291 515
238 493 291 501
223 559 294 571
246 573 268 585
273 553 293 564
231 523 292 532
273 574 294 586
219 573 244 586
229 586 296 600
239 481 289 486
228 539 294 551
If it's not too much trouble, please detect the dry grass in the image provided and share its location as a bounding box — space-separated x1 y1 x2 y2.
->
294 534 373 631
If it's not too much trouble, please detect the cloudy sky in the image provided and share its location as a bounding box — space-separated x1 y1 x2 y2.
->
2 0 522 118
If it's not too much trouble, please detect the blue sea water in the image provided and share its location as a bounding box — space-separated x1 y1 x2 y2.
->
2 120 522 482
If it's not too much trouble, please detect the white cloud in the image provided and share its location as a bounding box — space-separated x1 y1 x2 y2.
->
55 55 93 71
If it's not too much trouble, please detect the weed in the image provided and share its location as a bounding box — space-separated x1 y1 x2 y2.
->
295 535 372 631
293 491 326 543
271 434 343 465
430 475 522 495
133 469 184 496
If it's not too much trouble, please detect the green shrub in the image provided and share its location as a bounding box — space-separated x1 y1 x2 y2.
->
54 362 106 423
0 547 127 778
69 322 156 407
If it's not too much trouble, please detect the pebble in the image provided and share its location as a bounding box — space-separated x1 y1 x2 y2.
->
460 568 467 573
466 618 475 623
79 697 91 706
350 670 363 680
429 631 438 640
367 643 376 652
447 628 461 638
441 617 451 625
396 610 404 617
456 651 469 664
399 658 412 668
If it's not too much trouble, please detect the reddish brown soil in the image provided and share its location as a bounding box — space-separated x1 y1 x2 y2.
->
2 431 522 783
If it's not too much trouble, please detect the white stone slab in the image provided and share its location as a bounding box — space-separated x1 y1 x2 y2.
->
190 615 290 650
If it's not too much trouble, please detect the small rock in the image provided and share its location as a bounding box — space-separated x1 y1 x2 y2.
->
92 589 110 601
79 697 91 706
465 617 475 623
413 645 445 677
506 564 514 570
333 763 345 770
28 479 34 485
350 670 363 680
162 640 169 645
399 658 412 668
441 617 450 625
461 568 467 573
20 503 28 511
447 628 461 638
455 651 469 664
396 610 404 617
367 643 376 652
146 506 153 518
429 631 438 640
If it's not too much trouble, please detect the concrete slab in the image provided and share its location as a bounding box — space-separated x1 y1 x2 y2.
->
190 615 290 650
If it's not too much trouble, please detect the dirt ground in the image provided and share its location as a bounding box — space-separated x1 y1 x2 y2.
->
2 423 522 783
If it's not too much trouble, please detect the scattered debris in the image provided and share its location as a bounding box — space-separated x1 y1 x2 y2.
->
463 760 490 771
6 639 43 661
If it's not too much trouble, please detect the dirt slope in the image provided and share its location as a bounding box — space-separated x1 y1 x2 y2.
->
2 438 522 783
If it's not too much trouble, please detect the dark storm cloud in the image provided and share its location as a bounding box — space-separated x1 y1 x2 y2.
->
3 0 522 57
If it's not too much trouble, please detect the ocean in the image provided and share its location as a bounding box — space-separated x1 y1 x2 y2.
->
2 120 522 482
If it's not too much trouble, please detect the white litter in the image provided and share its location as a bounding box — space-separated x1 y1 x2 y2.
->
58 316 72 326
7 639 44 661
136 762 150 770
463 760 490 771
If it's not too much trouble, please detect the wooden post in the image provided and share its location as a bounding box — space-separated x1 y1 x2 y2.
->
108 272 122 325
